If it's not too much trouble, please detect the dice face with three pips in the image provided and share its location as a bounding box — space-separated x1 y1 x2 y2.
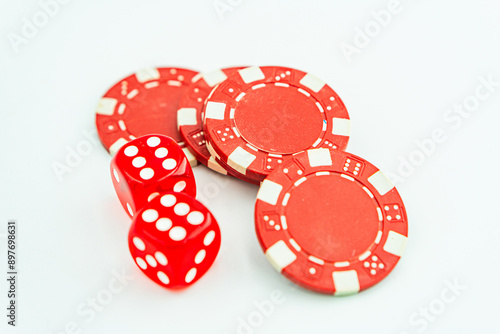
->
110 134 196 218
128 192 221 288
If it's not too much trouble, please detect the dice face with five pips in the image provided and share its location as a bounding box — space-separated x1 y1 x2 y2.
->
128 192 221 289
110 134 196 218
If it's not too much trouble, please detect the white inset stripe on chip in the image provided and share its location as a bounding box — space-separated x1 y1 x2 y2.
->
316 171 330 176
245 144 258 152
383 231 407 257
375 230 383 244
376 207 383 221
109 138 129 156
289 238 301 252
299 73 325 93
127 89 138 99
182 147 198 166
368 170 394 196
144 81 159 89
202 69 228 87
333 270 360 296
177 108 198 127
280 215 288 229
227 147 256 174
167 80 181 87
191 72 202 83
307 148 332 167
232 127 241 137
205 101 226 120
238 66 265 84
308 256 324 265
235 92 245 102
334 261 350 268
363 187 374 198
282 193 290 206
341 174 354 182
117 103 126 115
252 83 266 90
298 88 310 97
275 83 289 87
206 141 219 159
358 251 371 261
208 157 227 175
265 240 297 272
315 102 324 113
294 177 307 187
135 68 160 83
229 108 235 119
96 98 117 115
332 118 351 136
257 179 283 205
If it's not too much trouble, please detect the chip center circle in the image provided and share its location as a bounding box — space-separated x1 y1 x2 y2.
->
233 85 324 154
285 173 380 263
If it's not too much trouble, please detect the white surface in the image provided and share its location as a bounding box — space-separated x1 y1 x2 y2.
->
1 0 500 333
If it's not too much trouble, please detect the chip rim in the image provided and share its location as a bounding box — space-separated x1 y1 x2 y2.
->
254 148 408 295
95 67 198 159
204 66 351 182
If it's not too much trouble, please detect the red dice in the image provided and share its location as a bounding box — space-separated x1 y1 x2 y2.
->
128 192 221 288
110 134 196 217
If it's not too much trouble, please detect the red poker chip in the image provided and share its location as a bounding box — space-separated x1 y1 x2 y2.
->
204 66 351 182
205 140 260 185
177 67 244 174
214 157 261 186
254 148 408 295
95 67 198 165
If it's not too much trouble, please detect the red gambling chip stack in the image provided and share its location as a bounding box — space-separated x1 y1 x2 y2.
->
95 65 408 295
177 67 245 176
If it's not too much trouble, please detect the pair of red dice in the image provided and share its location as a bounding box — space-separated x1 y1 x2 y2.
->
110 134 221 289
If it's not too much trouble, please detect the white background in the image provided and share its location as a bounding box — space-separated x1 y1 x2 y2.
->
1 0 499 333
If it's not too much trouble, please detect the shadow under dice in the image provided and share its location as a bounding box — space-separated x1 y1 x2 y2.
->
110 134 196 217
128 192 221 289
